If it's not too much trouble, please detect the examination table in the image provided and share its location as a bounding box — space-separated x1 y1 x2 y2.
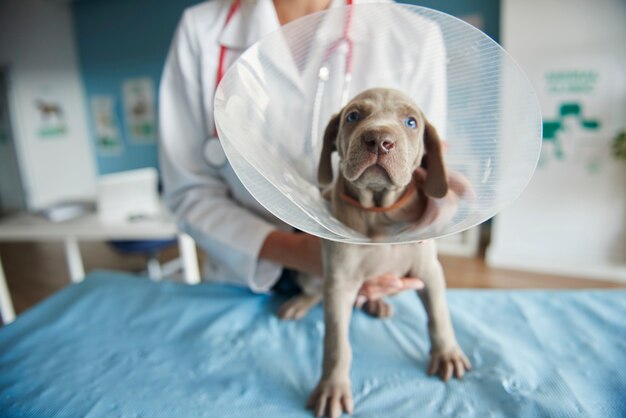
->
0 271 624 417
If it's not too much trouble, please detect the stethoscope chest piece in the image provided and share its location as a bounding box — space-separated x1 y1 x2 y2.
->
204 137 227 168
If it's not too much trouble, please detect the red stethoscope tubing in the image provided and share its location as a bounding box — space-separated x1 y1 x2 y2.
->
216 0 242 90
214 0 354 137
320 0 354 74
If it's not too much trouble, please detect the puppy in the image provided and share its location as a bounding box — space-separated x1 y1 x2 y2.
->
280 88 471 418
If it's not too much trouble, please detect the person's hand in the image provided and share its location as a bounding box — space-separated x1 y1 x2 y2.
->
355 273 424 308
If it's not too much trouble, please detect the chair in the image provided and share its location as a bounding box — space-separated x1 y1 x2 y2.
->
108 238 180 281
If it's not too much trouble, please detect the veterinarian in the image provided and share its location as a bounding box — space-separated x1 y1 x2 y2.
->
159 0 425 300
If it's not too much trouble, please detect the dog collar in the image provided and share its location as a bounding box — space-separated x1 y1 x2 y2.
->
338 177 418 213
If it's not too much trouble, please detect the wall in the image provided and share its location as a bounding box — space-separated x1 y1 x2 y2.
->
0 0 97 210
401 0 500 42
72 0 202 175
488 0 626 281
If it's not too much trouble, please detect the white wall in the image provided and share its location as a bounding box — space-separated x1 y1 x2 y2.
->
0 0 96 210
488 0 626 282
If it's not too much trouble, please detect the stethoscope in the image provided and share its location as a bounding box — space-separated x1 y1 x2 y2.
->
204 0 242 168
205 0 354 168
310 0 354 155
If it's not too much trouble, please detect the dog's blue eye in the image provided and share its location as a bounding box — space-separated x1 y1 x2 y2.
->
346 111 360 123
404 117 417 129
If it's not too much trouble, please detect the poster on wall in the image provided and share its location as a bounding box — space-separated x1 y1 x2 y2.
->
34 86 68 139
122 77 157 143
90 95 123 155
538 53 623 174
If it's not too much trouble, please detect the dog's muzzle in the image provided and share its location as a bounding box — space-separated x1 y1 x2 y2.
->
362 129 396 155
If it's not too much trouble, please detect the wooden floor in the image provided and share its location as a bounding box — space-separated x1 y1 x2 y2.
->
1 241 624 316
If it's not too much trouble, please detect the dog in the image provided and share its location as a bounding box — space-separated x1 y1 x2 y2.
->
279 88 471 418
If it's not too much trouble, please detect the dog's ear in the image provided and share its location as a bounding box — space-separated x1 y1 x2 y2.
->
317 112 341 188
421 119 448 198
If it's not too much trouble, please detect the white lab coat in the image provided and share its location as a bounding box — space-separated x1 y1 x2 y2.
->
159 0 446 292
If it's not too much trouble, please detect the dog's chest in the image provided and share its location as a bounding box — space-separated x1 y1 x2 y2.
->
354 243 425 279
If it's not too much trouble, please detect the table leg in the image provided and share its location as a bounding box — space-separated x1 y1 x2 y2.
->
0 253 16 324
64 237 85 283
146 257 163 281
178 233 200 284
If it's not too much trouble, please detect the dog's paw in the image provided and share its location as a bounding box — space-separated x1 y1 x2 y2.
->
307 378 353 418
427 346 471 381
277 294 321 320
362 299 393 318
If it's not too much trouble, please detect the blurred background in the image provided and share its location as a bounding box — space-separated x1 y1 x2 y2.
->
0 0 624 316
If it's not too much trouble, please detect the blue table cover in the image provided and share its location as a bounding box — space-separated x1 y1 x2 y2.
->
0 271 624 417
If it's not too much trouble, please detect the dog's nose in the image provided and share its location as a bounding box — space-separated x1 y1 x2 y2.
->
363 131 395 154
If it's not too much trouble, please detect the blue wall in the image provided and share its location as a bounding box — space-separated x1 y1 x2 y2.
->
400 0 500 42
73 0 499 175
73 0 203 175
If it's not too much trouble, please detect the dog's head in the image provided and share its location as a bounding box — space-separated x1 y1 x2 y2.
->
318 88 448 198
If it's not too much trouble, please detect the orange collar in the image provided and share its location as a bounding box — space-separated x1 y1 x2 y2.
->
338 178 417 213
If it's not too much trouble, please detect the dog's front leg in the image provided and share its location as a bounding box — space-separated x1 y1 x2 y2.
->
308 243 362 418
418 260 471 381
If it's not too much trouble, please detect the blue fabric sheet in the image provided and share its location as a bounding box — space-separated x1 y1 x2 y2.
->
0 271 624 417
